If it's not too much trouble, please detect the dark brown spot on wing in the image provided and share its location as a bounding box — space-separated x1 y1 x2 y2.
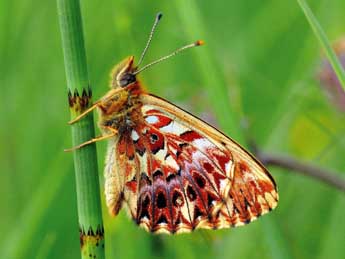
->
172 191 184 207
187 185 197 201
156 192 167 209
153 170 164 180
193 172 206 188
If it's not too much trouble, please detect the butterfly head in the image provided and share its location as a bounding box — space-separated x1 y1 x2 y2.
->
110 12 204 90
110 56 137 88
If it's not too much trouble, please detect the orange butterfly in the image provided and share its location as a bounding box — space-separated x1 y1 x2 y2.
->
67 13 278 234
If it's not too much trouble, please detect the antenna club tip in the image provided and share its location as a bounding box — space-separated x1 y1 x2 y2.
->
195 40 205 46
157 12 163 20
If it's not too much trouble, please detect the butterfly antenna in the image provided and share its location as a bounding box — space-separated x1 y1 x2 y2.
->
136 12 163 67
133 40 204 75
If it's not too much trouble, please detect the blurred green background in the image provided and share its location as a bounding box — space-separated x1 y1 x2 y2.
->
1 0 344 258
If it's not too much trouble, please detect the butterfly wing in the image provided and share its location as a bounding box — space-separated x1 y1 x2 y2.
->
107 93 278 234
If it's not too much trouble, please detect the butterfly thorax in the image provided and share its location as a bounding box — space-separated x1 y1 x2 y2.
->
97 81 144 134
96 55 146 134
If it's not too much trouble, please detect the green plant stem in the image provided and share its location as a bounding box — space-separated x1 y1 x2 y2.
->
57 1 105 258
297 0 345 91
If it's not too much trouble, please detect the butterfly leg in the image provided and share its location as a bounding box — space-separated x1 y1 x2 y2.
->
68 101 101 125
64 127 118 152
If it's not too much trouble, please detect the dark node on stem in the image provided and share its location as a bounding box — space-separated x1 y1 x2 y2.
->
68 86 92 112
79 226 85 249
79 225 105 249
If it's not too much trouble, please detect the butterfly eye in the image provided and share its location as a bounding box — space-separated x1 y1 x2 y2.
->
119 73 136 87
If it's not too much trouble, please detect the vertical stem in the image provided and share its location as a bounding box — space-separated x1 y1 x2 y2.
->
57 1 105 258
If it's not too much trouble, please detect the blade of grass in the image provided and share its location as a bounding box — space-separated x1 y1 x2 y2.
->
57 1 105 258
297 0 345 91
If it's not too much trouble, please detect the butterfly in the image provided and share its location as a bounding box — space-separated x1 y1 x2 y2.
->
67 13 278 234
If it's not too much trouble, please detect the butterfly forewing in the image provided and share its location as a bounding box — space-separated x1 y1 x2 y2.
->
105 93 278 234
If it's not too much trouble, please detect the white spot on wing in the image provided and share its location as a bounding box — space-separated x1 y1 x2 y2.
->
160 121 189 135
165 155 179 170
225 161 233 177
225 161 230 174
160 122 174 133
154 149 166 162
145 115 158 124
131 130 139 141
193 138 213 150
220 179 227 191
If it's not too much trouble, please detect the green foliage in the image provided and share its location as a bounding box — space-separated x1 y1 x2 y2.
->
0 0 344 258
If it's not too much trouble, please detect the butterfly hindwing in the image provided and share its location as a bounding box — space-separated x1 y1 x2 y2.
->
108 93 278 234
